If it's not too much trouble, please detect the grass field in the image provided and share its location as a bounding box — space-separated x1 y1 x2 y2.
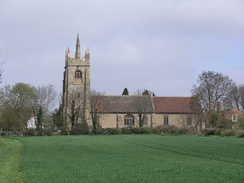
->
0 136 23 182
1 135 244 183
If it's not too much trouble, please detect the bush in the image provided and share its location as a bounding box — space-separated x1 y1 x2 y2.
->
119 127 153 135
201 128 221 136
178 128 188 134
43 129 53 136
70 124 89 135
60 127 69 135
142 127 153 134
24 129 36 136
36 129 53 136
130 127 144 134
109 128 121 134
153 125 179 134
221 130 236 137
186 126 198 134
236 130 244 138
121 127 133 134
238 117 244 130
0 131 7 136
36 129 44 136
152 126 162 134
92 128 103 135
101 128 121 135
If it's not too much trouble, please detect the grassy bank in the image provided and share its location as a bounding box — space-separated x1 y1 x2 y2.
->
14 135 244 183
0 136 23 183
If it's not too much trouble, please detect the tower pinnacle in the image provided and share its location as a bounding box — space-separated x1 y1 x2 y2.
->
75 34 80 59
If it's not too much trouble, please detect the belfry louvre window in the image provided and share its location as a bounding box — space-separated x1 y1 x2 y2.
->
124 114 135 126
164 116 169 125
75 70 82 79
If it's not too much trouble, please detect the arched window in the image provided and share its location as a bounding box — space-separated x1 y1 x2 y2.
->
164 116 169 125
124 114 135 126
75 70 82 79
187 117 192 125
143 116 148 125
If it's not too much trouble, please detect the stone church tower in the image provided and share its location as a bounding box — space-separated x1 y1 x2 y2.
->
62 34 90 127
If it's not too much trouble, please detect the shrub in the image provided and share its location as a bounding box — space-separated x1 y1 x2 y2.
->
201 128 222 136
130 127 144 134
177 128 188 134
0 131 7 136
236 130 244 138
36 129 44 136
102 128 121 135
60 127 69 135
43 129 53 136
70 124 89 135
221 130 236 137
142 127 153 134
186 126 197 134
109 128 121 134
153 125 179 134
121 127 133 134
92 128 103 135
238 117 244 130
201 129 212 136
24 129 36 136
152 126 162 134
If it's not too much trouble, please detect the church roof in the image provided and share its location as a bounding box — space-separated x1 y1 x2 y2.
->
153 97 193 113
101 95 154 113
99 95 193 114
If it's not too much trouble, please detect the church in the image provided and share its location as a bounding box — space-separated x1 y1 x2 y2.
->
62 35 197 129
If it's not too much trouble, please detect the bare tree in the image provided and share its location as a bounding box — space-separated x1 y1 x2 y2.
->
223 84 244 111
132 89 153 127
239 85 244 110
89 89 106 131
191 71 236 127
0 62 3 84
189 96 205 130
32 85 57 129
224 84 241 110
238 85 244 110
67 90 82 128
0 49 6 83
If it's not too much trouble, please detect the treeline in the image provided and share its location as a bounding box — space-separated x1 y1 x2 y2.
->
0 83 57 132
191 70 244 129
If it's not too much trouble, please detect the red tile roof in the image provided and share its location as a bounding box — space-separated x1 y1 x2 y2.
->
224 108 243 119
153 97 193 113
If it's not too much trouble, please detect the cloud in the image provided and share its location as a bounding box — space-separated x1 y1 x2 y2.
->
0 0 244 98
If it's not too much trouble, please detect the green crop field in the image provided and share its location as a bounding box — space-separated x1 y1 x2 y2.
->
1 135 244 183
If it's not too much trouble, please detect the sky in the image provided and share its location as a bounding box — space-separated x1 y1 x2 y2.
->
0 0 244 97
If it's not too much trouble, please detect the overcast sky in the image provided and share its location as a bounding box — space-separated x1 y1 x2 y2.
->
0 0 244 97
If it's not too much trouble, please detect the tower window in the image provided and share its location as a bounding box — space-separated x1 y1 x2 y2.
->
75 70 82 79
